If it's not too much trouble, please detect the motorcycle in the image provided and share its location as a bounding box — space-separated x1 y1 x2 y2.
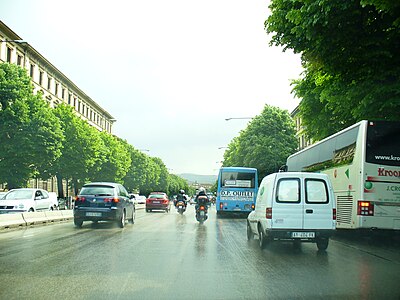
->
176 200 186 214
195 195 209 223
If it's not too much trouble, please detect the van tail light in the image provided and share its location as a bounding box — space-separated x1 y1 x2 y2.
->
357 201 374 216
266 207 272 219
333 208 336 220
104 197 119 203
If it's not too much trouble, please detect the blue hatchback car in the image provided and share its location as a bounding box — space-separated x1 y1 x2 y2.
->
73 182 135 228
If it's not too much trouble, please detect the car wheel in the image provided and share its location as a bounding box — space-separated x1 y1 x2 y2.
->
49 206 54 211
247 221 254 240
129 209 135 224
258 225 268 249
316 237 329 251
74 219 83 228
118 210 125 228
28 208 34 212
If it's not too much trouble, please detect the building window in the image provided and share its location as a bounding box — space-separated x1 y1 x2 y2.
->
77 100 81 112
62 88 65 99
47 77 52 90
6 47 12 63
39 71 44 86
30 63 35 78
55 83 59 96
17 54 23 66
73 97 77 107
68 94 72 105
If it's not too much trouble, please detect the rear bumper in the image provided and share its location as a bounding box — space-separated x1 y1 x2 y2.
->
146 204 170 210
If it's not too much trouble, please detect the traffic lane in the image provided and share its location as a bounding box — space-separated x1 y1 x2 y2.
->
0 206 399 299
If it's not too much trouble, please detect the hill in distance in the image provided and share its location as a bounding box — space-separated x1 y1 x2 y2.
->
178 173 217 185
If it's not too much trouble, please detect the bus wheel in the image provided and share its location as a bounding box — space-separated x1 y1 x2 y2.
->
316 237 329 251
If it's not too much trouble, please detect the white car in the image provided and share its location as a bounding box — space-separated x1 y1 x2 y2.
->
0 188 58 213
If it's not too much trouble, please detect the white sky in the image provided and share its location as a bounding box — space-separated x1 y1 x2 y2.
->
0 0 303 175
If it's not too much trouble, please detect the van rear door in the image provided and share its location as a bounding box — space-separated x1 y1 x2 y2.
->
272 177 303 229
303 177 333 230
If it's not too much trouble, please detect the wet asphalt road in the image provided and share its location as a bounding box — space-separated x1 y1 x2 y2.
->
0 205 400 300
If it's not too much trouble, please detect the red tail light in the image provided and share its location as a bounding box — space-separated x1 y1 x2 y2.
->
219 203 223 210
266 207 272 219
251 203 255 210
200 206 205 211
357 201 374 216
104 197 119 203
163 199 169 204
75 196 85 202
333 208 336 220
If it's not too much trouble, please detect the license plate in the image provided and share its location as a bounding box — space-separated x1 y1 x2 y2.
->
234 207 241 211
153 201 160 204
200 211 205 217
292 232 315 238
86 212 101 217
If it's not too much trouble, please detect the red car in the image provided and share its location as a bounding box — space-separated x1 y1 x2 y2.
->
146 192 170 213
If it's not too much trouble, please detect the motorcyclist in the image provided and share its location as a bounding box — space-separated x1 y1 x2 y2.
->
175 189 188 208
195 187 209 209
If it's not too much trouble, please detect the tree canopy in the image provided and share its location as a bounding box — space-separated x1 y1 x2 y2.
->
266 0 400 140
223 105 297 180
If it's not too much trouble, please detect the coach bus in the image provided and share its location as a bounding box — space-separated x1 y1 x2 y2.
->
216 167 258 216
286 120 400 231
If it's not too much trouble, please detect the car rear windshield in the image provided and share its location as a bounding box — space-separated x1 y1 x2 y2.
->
80 186 115 196
149 194 165 199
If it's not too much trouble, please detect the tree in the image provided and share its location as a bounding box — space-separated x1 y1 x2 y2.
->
223 105 297 180
266 0 400 140
90 133 131 184
0 63 63 189
52 104 105 196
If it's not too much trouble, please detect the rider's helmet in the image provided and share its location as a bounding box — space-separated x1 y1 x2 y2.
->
198 187 206 194
179 189 185 194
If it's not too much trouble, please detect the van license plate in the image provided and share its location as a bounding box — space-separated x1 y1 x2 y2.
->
86 212 101 217
292 232 315 238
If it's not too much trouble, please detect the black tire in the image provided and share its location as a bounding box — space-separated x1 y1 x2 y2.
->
28 208 34 212
129 209 135 224
316 237 329 251
247 221 254 240
258 225 268 249
118 210 125 228
74 218 83 228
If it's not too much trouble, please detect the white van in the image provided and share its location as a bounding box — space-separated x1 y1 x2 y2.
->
247 172 336 251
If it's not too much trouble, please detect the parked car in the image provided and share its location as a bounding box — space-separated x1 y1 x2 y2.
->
146 192 170 212
136 195 146 204
247 172 336 251
0 191 7 199
0 188 58 213
73 182 135 228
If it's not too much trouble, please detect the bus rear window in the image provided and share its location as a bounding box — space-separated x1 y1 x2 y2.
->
221 172 255 188
366 121 400 167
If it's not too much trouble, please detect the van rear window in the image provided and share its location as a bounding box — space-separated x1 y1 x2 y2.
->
305 179 329 204
276 178 300 203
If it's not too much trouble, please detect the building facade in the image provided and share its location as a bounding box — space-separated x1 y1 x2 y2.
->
0 21 116 196
291 105 313 151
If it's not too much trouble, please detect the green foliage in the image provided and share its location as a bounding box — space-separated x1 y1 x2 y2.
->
0 63 63 188
266 0 400 140
223 105 297 180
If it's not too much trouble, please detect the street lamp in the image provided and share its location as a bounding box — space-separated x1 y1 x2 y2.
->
225 117 253 121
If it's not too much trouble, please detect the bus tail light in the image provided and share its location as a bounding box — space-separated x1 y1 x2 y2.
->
251 203 255 210
266 207 272 219
357 201 374 216
219 203 223 210
333 208 336 220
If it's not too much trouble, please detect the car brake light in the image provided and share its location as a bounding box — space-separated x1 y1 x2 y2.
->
104 197 119 203
75 196 85 202
266 207 272 219
357 201 374 216
163 199 169 204
333 208 336 220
